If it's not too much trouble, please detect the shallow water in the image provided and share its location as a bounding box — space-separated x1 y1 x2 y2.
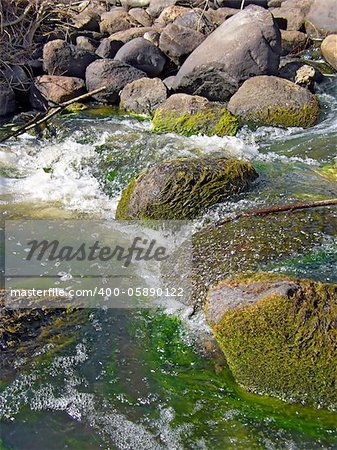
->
0 78 337 449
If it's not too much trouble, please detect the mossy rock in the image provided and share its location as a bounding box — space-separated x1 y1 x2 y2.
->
152 93 239 137
206 273 337 409
228 76 320 128
115 157 258 220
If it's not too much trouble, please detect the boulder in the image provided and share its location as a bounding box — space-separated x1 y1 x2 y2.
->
29 75 86 110
228 75 319 128
99 9 136 34
272 5 306 31
72 6 104 31
173 10 215 34
147 0 177 18
76 36 99 52
159 23 205 65
305 0 337 38
120 77 167 115
128 8 153 27
114 37 166 77
321 35 337 70
0 82 16 117
155 6 189 27
152 93 239 136
173 6 281 101
280 30 309 55
143 31 161 46
85 59 147 103
43 39 98 78
95 38 124 58
206 273 337 409
116 157 258 220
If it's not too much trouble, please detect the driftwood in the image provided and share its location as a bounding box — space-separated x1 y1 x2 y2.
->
211 198 337 229
0 86 106 143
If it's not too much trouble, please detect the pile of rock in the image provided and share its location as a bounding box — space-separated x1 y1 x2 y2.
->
0 0 335 124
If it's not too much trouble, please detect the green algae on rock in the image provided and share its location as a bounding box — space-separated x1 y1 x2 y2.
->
115 157 258 220
228 75 320 128
206 273 337 410
152 93 239 137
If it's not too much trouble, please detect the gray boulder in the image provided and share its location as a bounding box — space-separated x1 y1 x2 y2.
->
173 6 281 101
114 37 166 77
43 39 98 79
159 23 205 65
0 82 16 117
95 38 124 58
321 35 337 70
305 0 337 38
86 59 147 104
228 75 320 128
99 9 136 34
120 77 167 114
128 8 153 27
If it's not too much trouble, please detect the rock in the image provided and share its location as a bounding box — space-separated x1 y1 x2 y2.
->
272 5 306 31
268 0 283 6
214 0 268 7
76 36 99 52
228 75 319 128
43 39 98 78
173 6 281 101
108 26 160 43
281 30 309 55
155 6 189 27
120 77 167 114
116 157 258 220
278 61 323 88
321 35 337 70
173 9 215 34
163 75 176 90
305 0 337 38
121 0 151 7
159 23 205 65
3 65 30 92
72 6 104 31
114 37 166 76
147 0 177 18
0 82 16 117
206 273 337 409
152 93 239 136
205 7 239 27
99 9 136 34
95 38 124 58
128 8 153 27
85 59 147 103
29 75 86 110
143 31 161 46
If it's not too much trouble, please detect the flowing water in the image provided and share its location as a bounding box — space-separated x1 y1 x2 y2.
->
0 77 337 449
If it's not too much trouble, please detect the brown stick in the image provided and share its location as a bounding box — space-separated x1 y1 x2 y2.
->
0 86 106 144
212 198 337 229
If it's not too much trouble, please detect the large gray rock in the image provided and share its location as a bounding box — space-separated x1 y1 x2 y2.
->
0 82 16 117
29 75 86 110
321 35 337 70
99 9 136 34
159 23 205 65
43 40 98 79
173 6 281 101
85 59 147 104
305 0 337 38
114 37 166 77
228 75 320 128
271 0 313 31
120 77 167 114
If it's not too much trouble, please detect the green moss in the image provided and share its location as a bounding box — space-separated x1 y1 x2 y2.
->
210 274 337 409
314 164 337 182
115 158 258 220
247 101 320 128
152 107 239 137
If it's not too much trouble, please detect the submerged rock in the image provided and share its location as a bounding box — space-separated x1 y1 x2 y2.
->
86 59 147 104
321 35 337 71
206 273 337 409
152 93 239 137
228 75 319 128
115 157 258 220
173 6 281 101
120 77 167 115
